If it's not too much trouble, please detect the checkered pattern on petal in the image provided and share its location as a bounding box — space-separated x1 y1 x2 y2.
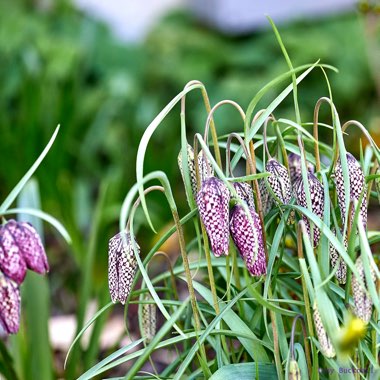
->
178 144 214 199
196 177 230 257
142 294 156 343
6 221 49 275
294 172 325 247
288 153 314 185
232 182 255 209
0 221 27 284
334 153 367 229
329 229 347 284
351 256 376 324
0 274 20 334
230 205 266 276
108 231 139 305
313 301 335 358
259 178 274 215
265 159 292 205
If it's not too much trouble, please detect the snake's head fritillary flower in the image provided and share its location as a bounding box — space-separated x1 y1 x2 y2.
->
232 182 255 209
178 144 213 199
265 159 292 205
329 229 347 284
259 179 273 215
0 273 20 334
351 256 376 324
334 153 367 229
313 301 336 358
0 220 27 284
196 177 230 257
230 205 266 276
288 359 301 380
6 221 48 275
288 153 314 185
294 172 325 247
108 231 139 305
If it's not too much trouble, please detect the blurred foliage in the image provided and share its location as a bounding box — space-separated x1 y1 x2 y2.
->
0 0 379 377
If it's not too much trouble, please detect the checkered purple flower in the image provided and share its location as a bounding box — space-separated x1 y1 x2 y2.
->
329 229 347 284
334 153 367 229
196 177 230 257
108 231 139 305
294 172 325 247
232 182 255 209
178 144 213 198
288 153 314 185
230 205 266 276
0 220 49 284
0 273 20 334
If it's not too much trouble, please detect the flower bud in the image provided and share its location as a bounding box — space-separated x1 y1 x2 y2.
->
108 231 139 305
288 153 314 185
0 273 20 334
351 256 376 324
196 177 230 257
141 294 156 344
334 153 367 229
294 172 324 247
288 359 301 380
178 144 213 199
232 182 255 209
313 301 336 358
329 229 347 284
230 205 266 276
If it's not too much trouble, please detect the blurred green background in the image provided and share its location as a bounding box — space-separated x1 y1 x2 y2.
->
0 0 379 378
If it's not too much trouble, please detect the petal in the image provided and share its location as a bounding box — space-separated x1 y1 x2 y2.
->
0 274 20 334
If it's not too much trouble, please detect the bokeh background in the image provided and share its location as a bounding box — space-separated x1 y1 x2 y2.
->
1 0 379 378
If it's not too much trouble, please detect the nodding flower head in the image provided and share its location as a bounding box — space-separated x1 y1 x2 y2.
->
196 177 230 257
178 144 213 199
313 301 336 358
0 273 20 334
265 159 292 205
0 220 49 284
329 229 347 284
230 205 266 276
334 153 367 229
232 182 255 209
351 256 376 324
259 179 273 215
141 294 156 344
288 153 314 185
294 172 325 247
108 231 139 305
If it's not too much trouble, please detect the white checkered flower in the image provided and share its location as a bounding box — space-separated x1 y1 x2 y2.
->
288 153 314 185
196 177 230 257
334 153 367 229
329 229 347 284
108 231 139 305
141 294 156 344
178 144 213 198
294 172 324 247
230 205 266 276
351 256 376 324
232 182 255 209
313 301 336 358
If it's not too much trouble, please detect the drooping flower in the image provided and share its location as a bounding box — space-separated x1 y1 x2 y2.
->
329 229 347 284
232 182 255 209
108 231 139 305
141 294 156 344
294 172 325 247
258 179 273 215
230 205 266 276
265 159 292 204
0 273 20 334
178 144 213 199
288 153 314 185
313 301 336 358
351 256 376 324
5 220 49 275
196 177 230 257
334 153 367 229
288 359 301 380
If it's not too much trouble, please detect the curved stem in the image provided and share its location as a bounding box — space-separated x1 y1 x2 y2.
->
226 133 255 178
263 116 277 160
181 80 223 168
